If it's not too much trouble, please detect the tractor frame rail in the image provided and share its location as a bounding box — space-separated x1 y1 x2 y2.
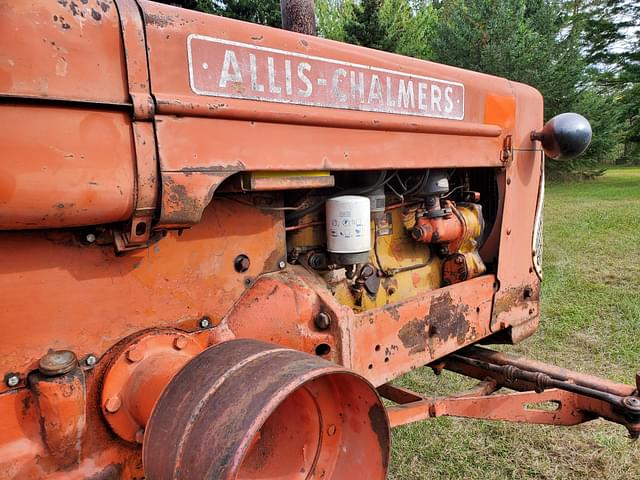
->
379 346 640 438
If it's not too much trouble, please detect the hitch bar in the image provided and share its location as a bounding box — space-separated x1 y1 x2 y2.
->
379 346 640 438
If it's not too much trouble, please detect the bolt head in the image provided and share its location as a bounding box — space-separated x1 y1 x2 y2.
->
278 260 286 269
624 396 640 408
199 317 211 329
104 395 122 414
6 375 19 388
173 336 188 350
126 346 144 363
85 233 96 243
85 355 97 367
315 312 331 330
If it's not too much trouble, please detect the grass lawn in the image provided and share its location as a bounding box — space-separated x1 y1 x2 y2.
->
388 167 640 479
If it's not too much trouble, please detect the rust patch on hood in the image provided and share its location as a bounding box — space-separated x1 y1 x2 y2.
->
398 292 470 355
493 284 539 317
144 12 175 27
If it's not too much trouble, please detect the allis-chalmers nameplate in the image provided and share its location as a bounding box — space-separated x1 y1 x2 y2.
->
188 34 465 120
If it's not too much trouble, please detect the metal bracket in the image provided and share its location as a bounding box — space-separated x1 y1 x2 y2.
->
429 346 640 437
501 134 513 163
113 0 159 252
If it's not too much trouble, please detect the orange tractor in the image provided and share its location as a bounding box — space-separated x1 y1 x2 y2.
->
0 1 637 478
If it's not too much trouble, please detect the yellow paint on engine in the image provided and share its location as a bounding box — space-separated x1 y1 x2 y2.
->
333 208 441 312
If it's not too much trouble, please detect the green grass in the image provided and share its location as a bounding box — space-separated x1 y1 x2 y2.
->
388 167 640 479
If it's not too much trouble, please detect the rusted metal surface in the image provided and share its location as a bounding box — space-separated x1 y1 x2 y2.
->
490 83 543 338
113 0 155 119
221 272 338 361
0 198 284 383
29 367 87 468
0 105 136 229
379 346 640 437
187 34 464 119
100 330 204 442
38 350 78 377
345 275 496 385
384 386 600 429
138 0 522 227
112 0 159 247
449 346 636 398
0 0 611 477
0 0 129 104
116 121 159 248
144 339 390 479
158 171 234 226
0 356 147 479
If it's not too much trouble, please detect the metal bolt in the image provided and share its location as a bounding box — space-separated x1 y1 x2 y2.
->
199 317 211 329
126 346 144 363
104 396 122 414
38 350 78 377
278 260 286 269
5 374 19 388
173 336 188 350
623 396 640 411
360 264 375 279
85 233 96 243
85 354 97 367
315 312 331 330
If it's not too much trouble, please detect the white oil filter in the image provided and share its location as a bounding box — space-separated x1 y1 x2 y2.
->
325 196 371 254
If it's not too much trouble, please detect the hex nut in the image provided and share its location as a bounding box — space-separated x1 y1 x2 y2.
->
85 355 97 367
199 317 211 329
5 374 19 388
278 260 286 269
